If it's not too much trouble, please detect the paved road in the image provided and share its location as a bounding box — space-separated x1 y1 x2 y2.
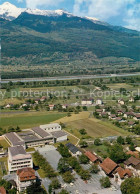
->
1 73 140 83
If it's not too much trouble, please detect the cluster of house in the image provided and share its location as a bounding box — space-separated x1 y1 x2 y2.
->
95 107 140 126
2 123 67 192
64 143 140 185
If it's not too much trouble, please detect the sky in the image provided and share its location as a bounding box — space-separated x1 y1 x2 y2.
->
0 0 140 31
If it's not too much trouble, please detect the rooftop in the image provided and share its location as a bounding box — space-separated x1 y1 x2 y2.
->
124 156 140 166
100 157 118 175
32 127 51 138
66 143 80 154
4 132 25 146
115 167 132 179
50 131 67 138
17 167 36 182
40 123 60 128
9 146 31 160
85 151 98 163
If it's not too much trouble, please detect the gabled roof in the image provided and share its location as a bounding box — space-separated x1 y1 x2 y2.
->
17 167 36 182
124 156 140 166
85 151 98 162
100 157 118 175
115 167 132 179
65 143 80 154
32 127 50 138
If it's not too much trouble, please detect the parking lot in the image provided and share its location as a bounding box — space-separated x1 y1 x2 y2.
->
36 145 61 171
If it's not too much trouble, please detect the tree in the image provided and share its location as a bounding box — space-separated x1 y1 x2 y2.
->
50 179 61 189
89 165 100 174
121 177 140 194
94 138 102 146
26 181 46 194
79 129 87 135
57 144 71 158
79 169 91 180
79 154 89 164
57 158 69 173
129 142 135 151
62 171 74 183
83 106 87 111
126 136 132 144
59 189 69 194
79 141 88 148
117 136 125 145
100 177 111 188
108 143 126 163
59 190 69 194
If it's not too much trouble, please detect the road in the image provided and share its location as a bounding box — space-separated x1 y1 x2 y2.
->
1 73 140 83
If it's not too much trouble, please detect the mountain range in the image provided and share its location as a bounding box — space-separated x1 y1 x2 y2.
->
0 2 140 79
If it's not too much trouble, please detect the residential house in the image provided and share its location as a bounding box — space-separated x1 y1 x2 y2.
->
115 117 122 122
124 112 134 119
81 99 93 106
118 99 125 105
128 121 135 128
124 156 140 175
133 114 140 121
8 146 33 173
129 97 134 102
96 99 103 105
16 167 36 192
99 157 118 176
114 167 132 185
49 104 55 111
66 143 82 157
85 151 101 164
40 96 46 102
126 151 139 159
109 114 116 120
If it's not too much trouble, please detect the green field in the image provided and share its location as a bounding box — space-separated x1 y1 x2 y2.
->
0 138 10 149
0 112 66 129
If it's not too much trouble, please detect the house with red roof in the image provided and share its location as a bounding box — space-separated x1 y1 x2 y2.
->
16 167 36 192
99 157 118 176
85 151 101 164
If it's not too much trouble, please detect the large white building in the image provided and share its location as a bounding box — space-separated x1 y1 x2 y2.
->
8 146 33 173
40 123 62 133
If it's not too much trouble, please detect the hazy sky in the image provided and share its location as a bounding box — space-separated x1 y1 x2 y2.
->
0 0 140 30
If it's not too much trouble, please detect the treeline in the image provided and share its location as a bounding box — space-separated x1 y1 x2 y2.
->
33 151 57 178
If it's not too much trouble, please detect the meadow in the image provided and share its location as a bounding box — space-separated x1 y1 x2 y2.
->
0 111 66 129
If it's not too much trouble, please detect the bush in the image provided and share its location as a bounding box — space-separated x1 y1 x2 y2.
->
79 129 87 135
62 171 74 183
89 165 100 174
94 138 102 146
79 154 89 164
100 177 111 188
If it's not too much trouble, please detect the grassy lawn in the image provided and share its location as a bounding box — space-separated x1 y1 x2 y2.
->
0 138 10 149
87 144 109 158
26 147 35 152
0 157 8 178
32 154 46 178
0 112 67 129
64 115 131 138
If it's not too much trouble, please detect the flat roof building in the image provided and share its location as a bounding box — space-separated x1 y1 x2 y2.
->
8 146 33 173
40 123 61 133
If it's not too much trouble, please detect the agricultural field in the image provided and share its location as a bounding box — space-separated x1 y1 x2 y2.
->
55 112 131 138
0 111 66 129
